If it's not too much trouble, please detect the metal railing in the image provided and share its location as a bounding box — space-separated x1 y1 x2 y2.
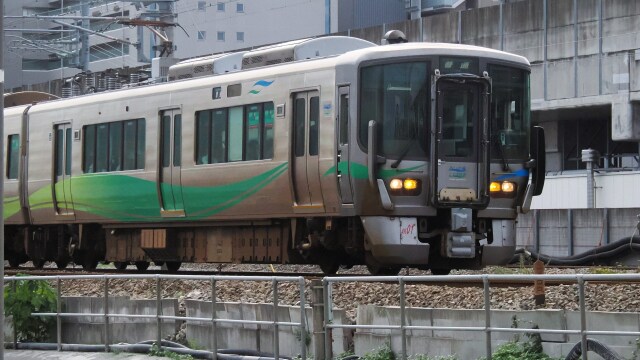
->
323 273 640 360
4 274 307 360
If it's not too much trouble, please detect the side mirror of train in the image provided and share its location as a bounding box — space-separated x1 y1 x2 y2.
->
530 126 546 196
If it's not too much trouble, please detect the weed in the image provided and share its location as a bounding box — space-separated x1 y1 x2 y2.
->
148 342 194 360
361 342 395 360
4 276 57 342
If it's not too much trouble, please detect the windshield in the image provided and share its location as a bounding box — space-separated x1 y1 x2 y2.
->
359 62 429 159
488 65 530 160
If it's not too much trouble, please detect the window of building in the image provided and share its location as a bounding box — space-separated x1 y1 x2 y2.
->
217 31 225 41
83 119 145 173
237 32 244 42
6 134 20 180
217 2 225 11
195 102 275 164
236 3 244 12
198 1 206 11
197 31 206 40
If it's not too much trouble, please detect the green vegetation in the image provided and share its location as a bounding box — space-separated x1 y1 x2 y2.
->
361 343 395 360
148 342 194 360
4 277 57 342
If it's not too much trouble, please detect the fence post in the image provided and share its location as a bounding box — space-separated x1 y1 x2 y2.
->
578 276 588 360
399 278 407 360
156 275 162 350
211 278 218 360
272 278 279 360
57 278 62 351
104 277 110 352
311 279 325 360
483 275 492 360
12 281 16 349
298 277 307 360
322 279 333 360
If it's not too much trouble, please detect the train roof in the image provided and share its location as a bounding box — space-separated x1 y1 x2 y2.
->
334 41 530 68
24 41 530 113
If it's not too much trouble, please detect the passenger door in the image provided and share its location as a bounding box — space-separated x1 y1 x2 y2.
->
435 80 489 207
53 123 74 217
291 91 324 211
158 109 185 217
337 86 353 204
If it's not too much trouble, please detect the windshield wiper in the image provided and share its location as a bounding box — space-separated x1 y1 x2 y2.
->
492 132 510 171
391 140 415 168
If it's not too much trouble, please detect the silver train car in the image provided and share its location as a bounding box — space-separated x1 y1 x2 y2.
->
3 35 545 274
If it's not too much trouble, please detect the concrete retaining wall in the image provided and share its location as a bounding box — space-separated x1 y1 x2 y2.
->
61 296 179 345
185 300 349 357
354 305 640 359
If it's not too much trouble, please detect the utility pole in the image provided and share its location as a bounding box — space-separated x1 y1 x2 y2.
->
1 0 6 357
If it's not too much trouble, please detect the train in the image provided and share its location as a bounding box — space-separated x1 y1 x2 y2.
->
2 32 545 274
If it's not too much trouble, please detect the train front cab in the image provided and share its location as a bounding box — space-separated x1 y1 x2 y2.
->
344 52 546 274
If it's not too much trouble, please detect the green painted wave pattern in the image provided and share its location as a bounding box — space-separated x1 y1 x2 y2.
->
4 163 288 222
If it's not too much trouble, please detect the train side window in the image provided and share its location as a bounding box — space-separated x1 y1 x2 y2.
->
84 119 144 173
294 98 305 157
196 110 211 164
227 84 241 97
123 120 137 170
339 94 349 145
6 134 20 179
109 122 123 171
136 120 145 169
228 106 244 161
55 129 64 177
212 87 222 100
245 104 262 161
96 124 108 172
65 128 72 175
173 114 182 167
83 125 96 173
263 102 274 159
309 96 319 156
212 109 228 163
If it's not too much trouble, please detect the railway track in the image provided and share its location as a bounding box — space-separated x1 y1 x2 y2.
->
6 265 640 288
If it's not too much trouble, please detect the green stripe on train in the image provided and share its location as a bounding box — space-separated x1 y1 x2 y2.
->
5 163 287 221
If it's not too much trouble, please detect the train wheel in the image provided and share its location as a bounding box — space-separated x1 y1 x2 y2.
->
55 261 69 269
135 261 150 271
165 262 181 272
319 261 340 275
366 264 401 276
82 258 98 271
430 268 451 275
32 260 46 269
8 257 21 268
365 252 401 276
114 262 128 270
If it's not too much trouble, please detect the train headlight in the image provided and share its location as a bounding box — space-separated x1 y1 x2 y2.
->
501 181 516 193
489 182 502 193
388 178 421 195
403 178 418 190
389 178 404 190
490 180 517 197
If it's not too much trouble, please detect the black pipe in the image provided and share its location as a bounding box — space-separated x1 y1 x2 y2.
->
564 338 625 360
8 342 291 360
511 236 640 266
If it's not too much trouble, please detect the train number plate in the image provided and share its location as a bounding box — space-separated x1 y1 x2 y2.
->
399 218 418 243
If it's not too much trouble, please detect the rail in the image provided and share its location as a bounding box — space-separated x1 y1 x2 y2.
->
323 273 640 360
4 274 307 360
